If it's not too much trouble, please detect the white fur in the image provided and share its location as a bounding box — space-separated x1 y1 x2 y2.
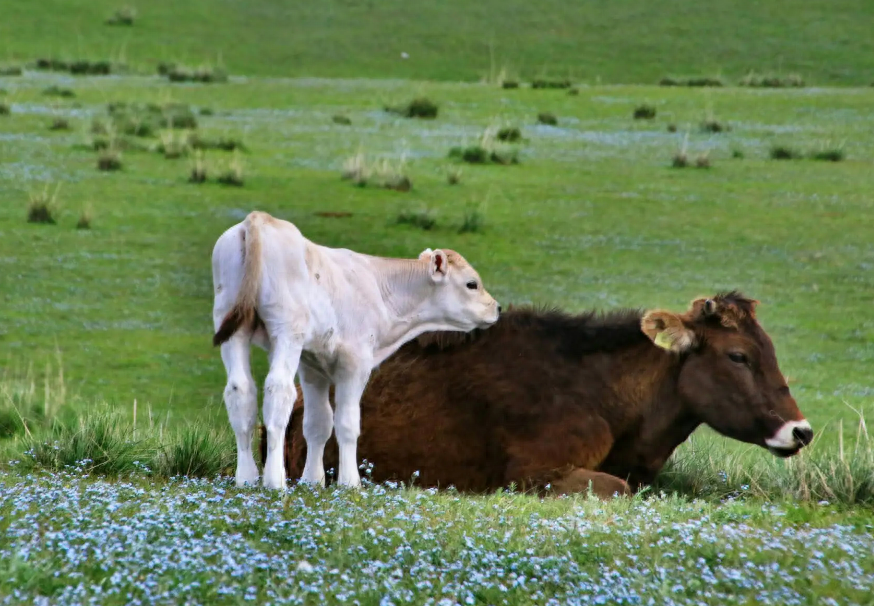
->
212 213 499 490
765 420 812 449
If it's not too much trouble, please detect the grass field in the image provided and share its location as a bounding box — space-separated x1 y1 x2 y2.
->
2 0 874 85
2 75 873 438
1 3 874 603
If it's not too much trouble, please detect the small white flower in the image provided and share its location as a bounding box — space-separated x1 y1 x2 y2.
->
296 560 314 573
401 52 409 59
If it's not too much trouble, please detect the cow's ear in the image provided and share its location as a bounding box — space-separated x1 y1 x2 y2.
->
429 249 449 283
641 310 696 353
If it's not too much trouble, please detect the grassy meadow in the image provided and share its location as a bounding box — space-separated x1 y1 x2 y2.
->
1 1 874 602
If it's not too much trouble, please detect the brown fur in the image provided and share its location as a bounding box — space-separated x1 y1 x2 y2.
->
260 291 809 497
213 211 269 346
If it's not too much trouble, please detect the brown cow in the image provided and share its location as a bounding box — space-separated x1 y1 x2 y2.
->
260 291 813 498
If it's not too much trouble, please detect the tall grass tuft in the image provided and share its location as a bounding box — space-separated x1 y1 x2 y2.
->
385 97 438 119
27 183 62 224
20 406 146 475
396 206 436 230
217 152 245 186
633 104 656 120
154 424 234 478
105 6 136 26
0 359 68 439
770 144 803 160
657 416 874 506
739 72 805 88
76 204 93 230
537 112 558 126
810 145 845 162
458 203 485 234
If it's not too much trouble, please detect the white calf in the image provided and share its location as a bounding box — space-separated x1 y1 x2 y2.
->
212 211 500 490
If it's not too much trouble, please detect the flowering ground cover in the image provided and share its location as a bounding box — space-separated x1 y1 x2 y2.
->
1 470 873 605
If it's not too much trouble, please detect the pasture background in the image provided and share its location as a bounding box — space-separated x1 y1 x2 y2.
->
1 0 873 449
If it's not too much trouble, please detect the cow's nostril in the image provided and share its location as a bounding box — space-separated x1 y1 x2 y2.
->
498 305 502 314
792 426 813 445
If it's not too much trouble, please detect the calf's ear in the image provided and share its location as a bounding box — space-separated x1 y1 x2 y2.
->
429 249 449 283
418 248 433 261
641 310 696 353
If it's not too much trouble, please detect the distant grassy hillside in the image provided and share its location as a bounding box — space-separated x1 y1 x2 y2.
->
1 0 873 84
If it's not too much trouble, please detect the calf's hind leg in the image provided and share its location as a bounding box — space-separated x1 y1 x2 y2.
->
548 468 632 500
298 366 333 487
261 333 304 490
220 334 260 487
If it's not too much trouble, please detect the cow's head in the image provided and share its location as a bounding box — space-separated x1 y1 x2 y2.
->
418 248 500 329
641 291 813 457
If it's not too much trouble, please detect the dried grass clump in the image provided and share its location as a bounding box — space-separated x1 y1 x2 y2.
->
76 205 93 230
770 145 803 160
157 130 190 159
633 104 656 120
164 65 229 83
43 86 75 98
385 97 438 119
671 133 690 168
341 151 370 186
189 151 208 183
0 65 23 76
739 72 805 88
27 183 62 224
97 148 123 171
449 125 520 166
341 151 411 191
105 6 136 26
537 112 558 126
700 119 731 133
396 207 436 230
659 76 724 87
501 80 519 89
810 146 845 162
217 152 245 186
496 126 522 142
694 152 712 168
446 166 462 185
458 203 484 234
531 78 572 89
49 118 71 131
0 102 12 116
332 114 352 125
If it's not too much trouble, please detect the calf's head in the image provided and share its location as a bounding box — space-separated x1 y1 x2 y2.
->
418 248 500 329
642 291 813 457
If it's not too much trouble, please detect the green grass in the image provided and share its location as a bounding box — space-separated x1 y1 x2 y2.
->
1 0 873 84
1 76 873 449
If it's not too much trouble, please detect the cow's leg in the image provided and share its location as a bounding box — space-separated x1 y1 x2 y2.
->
332 365 371 488
548 468 632 500
261 334 304 491
298 366 333 486
220 333 259 487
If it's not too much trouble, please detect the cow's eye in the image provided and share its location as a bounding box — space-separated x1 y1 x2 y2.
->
466 280 478 290
728 352 748 364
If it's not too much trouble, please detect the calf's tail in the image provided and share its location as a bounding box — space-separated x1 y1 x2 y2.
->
213 211 266 346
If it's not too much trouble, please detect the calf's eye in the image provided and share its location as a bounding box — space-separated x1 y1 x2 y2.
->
728 352 748 364
466 280 478 290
